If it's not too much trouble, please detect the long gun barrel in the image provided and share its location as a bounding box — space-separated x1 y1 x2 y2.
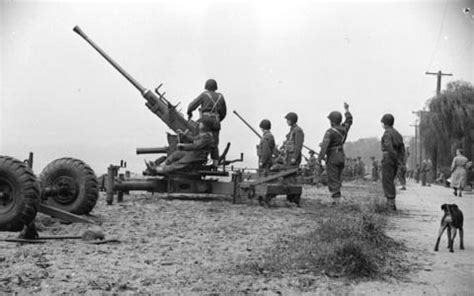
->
233 110 262 139
73 26 198 135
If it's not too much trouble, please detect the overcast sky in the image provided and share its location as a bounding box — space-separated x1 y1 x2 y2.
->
1 0 473 174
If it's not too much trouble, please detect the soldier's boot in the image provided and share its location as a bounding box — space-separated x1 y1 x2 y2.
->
154 156 167 166
386 199 397 211
292 194 301 208
212 159 219 170
143 160 158 176
331 192 341 205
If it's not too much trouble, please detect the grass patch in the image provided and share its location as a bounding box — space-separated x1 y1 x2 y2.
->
238 187 409 282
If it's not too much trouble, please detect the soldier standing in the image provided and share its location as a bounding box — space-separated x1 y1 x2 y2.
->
380 114 405 211
283 112 304 167
317 102 353 202
257 119 275 175
187 79 227 167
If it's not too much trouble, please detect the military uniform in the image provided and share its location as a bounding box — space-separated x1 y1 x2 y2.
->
155 131 214 174
318 111 353 197
187 90 227 161
284 124 304 167
398 150 409 189
371 158 379 182
258 130 275 172
381 127 405 202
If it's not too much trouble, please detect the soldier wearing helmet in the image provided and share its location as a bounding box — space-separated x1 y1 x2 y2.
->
283 112 305 167
147 117 216 174
187 79 227 167
317 102 353 203
380 113 405 211
257 119 275 174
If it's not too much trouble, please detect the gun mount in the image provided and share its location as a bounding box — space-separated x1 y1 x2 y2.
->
74 26 303 207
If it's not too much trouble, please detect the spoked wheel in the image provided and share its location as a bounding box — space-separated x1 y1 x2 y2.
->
39 158 99 215
0 156 40 231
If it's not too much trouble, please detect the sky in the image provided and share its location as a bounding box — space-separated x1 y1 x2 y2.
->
1 0 473 174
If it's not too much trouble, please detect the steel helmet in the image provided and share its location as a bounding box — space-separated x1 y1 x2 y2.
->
259 119 271 130
381 114 395 126
327 111 342 124
204 79 218 91
285 112 298 124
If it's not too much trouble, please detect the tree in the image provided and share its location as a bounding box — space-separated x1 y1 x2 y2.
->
419 80 474 174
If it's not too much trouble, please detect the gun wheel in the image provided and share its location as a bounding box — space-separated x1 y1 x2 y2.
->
39 158 99 215
0 155 40 231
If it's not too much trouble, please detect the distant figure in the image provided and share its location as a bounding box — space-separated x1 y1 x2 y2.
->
370 156 379 182
426 159 433 186
283 112 304 167
398 147 410 190
415 163 421 183
257 119 275 175
357 156 365 177
307 150 320 185
187 79 227 167
450 149 469 197
421 159 428 186
380 113 405 211
318 102 353 203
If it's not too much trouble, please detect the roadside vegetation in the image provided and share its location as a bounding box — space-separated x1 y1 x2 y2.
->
238 182 410 282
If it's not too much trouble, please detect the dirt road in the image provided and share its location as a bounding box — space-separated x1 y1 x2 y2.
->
350 181 474 295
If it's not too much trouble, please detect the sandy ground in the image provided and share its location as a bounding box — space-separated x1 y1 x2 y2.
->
0 180 473 295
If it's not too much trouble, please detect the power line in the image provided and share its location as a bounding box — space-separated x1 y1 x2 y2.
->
427 0 450 71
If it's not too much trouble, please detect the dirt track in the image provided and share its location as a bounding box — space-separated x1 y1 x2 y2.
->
0 180 473 295
350 181 474 295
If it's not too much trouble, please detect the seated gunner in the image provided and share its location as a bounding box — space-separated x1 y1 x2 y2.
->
147 118 215 174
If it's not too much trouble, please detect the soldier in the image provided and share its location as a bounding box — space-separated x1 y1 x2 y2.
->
380 114 405 211
187 79 227 167
257 119 275 175
420 159 428 186
150 118 215 174
317 102 353 202
283 112 304 167
398 147 410 190
306 150 319 185
370 156 379 182
357 156 365 177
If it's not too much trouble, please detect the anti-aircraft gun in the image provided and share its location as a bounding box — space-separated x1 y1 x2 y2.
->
74 26 302 206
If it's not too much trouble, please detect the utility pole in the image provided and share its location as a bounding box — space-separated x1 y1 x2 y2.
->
412 110 429 166
425 70 453 95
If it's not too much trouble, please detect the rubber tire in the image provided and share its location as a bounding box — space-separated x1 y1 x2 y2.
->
39 158 98 215
0 156 40 231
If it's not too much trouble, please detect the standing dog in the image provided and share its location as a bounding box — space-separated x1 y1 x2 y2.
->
434 204 464 253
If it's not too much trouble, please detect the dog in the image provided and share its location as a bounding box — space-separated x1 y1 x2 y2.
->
434 204 464 253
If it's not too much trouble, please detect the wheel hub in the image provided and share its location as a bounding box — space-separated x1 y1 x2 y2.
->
0 179 15 214
50 176 79 205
